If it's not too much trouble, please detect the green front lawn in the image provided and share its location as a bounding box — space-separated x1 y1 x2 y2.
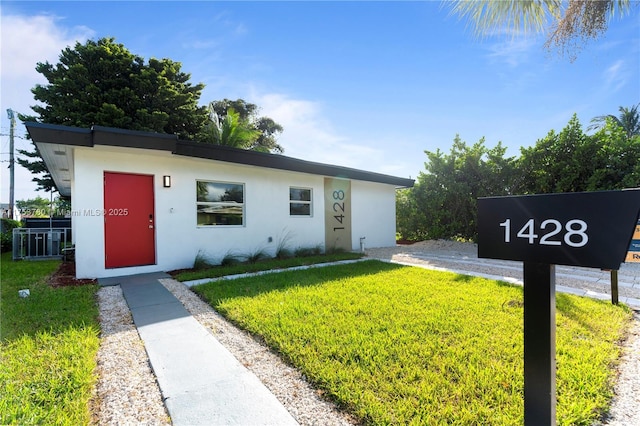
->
193 260 632 425
0 253 100 425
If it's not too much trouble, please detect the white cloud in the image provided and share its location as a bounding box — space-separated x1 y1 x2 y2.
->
246 91 419 179
486 37 537 67
0 13 94 202
603 59 628 93
1 14 94 112
254 92 391 172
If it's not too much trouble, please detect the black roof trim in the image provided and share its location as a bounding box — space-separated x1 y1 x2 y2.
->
91 125 177 151
25 122 93 147
175 140 414 187
24 122 415 188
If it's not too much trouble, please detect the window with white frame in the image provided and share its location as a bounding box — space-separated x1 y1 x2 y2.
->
289 187 312 216
196 180 244 226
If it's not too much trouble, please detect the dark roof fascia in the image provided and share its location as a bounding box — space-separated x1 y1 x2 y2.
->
25 122 93 147
25 122 178 152
24 122 415 188
175 140 415 188
91 125 177 151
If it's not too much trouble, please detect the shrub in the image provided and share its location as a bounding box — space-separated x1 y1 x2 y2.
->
193 250 215 270
245 248 271 264
0 218 21 253
220 251 244 266
295 245 323 257
275 229 295 259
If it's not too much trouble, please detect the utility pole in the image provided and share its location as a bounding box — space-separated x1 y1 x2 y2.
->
6 109 15 220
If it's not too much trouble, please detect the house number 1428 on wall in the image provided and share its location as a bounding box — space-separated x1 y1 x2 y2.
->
332 190 346 231
499 218 589 247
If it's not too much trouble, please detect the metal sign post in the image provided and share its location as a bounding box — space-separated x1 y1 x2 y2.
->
523 262 555 424
478 189 640 425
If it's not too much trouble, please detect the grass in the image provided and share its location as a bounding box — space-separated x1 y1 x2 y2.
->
174 251 364 282
193 260 632 425
0 252 100 425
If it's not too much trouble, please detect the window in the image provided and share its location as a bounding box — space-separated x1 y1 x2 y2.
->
197 180 244 226
290 187 312 216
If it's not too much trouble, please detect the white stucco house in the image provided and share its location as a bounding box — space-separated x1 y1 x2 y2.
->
26 122 414 279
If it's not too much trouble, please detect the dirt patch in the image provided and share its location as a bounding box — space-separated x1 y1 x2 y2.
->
48 261 96 287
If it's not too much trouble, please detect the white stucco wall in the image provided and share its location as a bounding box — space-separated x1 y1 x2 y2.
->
71 145 399 278
351 180 398 250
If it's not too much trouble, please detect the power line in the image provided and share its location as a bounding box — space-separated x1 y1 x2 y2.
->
0 133 26 139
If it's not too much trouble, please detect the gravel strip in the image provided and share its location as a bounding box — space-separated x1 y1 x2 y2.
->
596 311 640 426
92 240 639 424
93 285 170 425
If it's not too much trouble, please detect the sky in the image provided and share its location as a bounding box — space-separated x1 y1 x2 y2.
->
1 1 639 204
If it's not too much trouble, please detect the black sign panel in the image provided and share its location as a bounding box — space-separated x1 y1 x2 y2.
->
478 189 640 270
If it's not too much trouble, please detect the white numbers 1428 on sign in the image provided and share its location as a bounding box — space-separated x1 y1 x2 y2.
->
499 219 589 248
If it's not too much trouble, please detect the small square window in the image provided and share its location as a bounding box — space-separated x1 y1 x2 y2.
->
290 187 312 216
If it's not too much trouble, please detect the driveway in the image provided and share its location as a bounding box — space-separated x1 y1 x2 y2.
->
366 240 640 306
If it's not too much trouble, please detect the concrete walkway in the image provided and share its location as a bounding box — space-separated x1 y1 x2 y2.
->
98 272 298 426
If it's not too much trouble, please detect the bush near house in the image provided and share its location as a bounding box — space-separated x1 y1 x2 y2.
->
0 218 21 253
194 260 632 425
0 253 99 425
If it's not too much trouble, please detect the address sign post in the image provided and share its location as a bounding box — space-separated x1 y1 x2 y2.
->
477 189 640 425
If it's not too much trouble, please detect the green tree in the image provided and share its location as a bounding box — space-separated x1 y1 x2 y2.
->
207 99 284 153
15 146 56 193
516 114 640 194
18 37 209 192
16 196 52 218
449 0 634 61
516 114 597 194
589 104 640 139
586 118 640 190
53 197 72 216
397 136 517 241
199 106 262 150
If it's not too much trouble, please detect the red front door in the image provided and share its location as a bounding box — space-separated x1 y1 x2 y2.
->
104 172 156 268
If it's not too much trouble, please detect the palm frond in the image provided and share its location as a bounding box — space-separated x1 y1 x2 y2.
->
447 0 561 38
589 104 640 138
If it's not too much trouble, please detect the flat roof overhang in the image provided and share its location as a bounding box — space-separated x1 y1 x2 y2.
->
25 122 415 197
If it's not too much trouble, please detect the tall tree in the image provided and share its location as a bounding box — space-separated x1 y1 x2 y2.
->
516 114 595 194
16 196 52 218
207 99 284 153
586 118 640 190
18 37 209 192
516 113 640 194
199 106 261 150
588 104 640 139
448 0 634 61
29 38 208 137
397 136 517 241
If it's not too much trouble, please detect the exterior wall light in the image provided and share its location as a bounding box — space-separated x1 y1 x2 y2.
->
163 175 171 188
